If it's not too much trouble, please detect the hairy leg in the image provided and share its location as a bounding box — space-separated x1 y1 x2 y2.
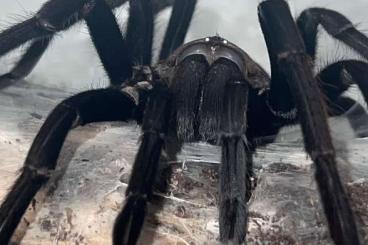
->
200 58 251 243
317 60 368 137
0 88 137 244
125 0 154 65
0 0 93 57
85 0 132 85
159 0 197 60
0 37 52 81
297 7 368 61
0 0 173 81
113 84 171 245
259 0 360 244
318 60 368 102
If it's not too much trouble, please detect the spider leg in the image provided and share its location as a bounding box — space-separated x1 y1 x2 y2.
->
85 0 132 85
0 88 137 244
220 76 250 243
113 84 171 245
125 0 154 65
0 0 172 82
0 0 101 82
0 0 96 58
159 0 197 60
297 7 368 61
317 60 368 137
199 58 250 243
0 37 52 81
86 0 167 84
0 0 142 58
259 1 360 244
318 60 368 103
328 96 368 138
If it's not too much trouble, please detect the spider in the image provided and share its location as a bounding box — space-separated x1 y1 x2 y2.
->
0 0 368 244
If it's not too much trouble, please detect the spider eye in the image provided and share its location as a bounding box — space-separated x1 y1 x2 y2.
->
205 37 210 42
223 40 228 44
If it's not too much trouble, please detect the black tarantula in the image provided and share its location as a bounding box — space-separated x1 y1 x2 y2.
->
0 0 368 244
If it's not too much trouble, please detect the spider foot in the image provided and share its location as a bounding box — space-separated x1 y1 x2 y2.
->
113 194 147 245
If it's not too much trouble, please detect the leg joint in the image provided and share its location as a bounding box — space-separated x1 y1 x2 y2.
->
35 14 58 33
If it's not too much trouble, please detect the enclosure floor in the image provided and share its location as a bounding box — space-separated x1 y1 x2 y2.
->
0 81 367 244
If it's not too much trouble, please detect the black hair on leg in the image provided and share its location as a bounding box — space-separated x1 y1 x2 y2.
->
297 8 368 61
0 17 52 57
125 0 154 65
0 0 174 81
0 37 52 81
259 1 360 244
159 0 197 60
317 60 368 103
316 59 368 137
218 65 249 243
85 0 132 85
113 84 171 245
0 88 137 244
0 0 92 57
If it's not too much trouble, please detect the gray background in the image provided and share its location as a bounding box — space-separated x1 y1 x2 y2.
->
0 0 367 91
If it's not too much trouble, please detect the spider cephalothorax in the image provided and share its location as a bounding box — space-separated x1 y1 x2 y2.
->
0 0 368 244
